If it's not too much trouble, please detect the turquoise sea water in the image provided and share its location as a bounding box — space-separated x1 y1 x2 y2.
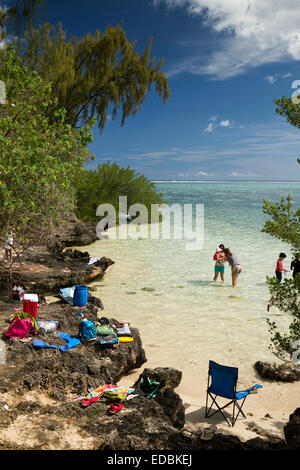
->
87 182 300 399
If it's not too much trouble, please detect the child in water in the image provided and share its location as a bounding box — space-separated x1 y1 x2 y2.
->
213 244 225 283
275 252 288 282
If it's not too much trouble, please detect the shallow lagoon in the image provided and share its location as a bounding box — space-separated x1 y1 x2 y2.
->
86 182 300 405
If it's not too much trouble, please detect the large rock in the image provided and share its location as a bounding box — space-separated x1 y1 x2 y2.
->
138 367 182 390
156 388 185 429
0 252 114 296
0 301 146 400
284 408 300 449
48 216 99 251
133 367 185 429
254 361 300 382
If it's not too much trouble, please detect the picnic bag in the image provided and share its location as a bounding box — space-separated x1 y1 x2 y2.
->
96 324 114 336
5 312 38 339
79 319 97 342
98 335 119 349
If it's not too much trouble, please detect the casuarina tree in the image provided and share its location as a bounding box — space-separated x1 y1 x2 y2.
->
22 22 170 133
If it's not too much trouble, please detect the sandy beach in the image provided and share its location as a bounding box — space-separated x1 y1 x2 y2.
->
119 363 300 442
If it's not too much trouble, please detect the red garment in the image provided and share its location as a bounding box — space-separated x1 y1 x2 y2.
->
276 259 286 272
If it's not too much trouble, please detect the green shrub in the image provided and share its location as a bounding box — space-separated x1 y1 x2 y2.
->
75 161 165 222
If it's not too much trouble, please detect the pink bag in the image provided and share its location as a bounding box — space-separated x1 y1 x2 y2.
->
5 317 33 339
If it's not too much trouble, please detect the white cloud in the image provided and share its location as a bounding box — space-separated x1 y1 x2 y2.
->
106 121 300 179
178 170 214 178
197 171 209 176
230 171 261 177
154 0 300 79
219 119 232 128
264 72 293 84
204 117 234 131
204 122 214 132
264 74 278 85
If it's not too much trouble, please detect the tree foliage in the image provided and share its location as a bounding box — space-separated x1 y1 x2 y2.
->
263 193 300 360
262 95 300 360
0 0 43 45
263 195 300 252
266 276 300 360
274 94 300 137
22 22 170 132
75 161 165 222
0 46 94 257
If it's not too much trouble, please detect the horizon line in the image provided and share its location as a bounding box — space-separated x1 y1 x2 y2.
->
152 179 300 183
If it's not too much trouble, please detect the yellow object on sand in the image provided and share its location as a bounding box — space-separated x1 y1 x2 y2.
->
118 337 134 343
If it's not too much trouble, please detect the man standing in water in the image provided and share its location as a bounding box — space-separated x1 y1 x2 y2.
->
291 254 300 280
224 248 242 288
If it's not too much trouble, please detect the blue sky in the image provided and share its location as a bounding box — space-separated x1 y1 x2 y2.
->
41 0 300 180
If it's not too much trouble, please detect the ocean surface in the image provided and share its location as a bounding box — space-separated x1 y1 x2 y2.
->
86 181 300 398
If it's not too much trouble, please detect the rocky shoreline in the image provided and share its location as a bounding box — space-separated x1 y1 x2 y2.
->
0 219 299 451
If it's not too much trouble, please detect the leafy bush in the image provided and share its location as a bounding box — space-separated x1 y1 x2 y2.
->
0 46 94 252
266 276 300 360
75 161 165 222
263 196 300 361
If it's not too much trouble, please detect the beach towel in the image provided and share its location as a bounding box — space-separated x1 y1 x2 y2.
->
116 323 131 336
33 333 80 352
77 384 135 406
103 385 135 400
98 335 119 349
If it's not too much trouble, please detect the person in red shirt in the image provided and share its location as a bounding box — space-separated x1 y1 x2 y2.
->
275 252 288 282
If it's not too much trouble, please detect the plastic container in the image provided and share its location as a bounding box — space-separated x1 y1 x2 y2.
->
0 340 6 365
23 294 39 319
37 321 60 336
12 285 24 300
73 285 88 307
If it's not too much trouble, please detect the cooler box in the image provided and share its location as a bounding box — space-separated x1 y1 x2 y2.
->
23 294 39 318
73 285 88 307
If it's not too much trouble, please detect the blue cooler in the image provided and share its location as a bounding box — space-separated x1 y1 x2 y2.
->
73 285 88 307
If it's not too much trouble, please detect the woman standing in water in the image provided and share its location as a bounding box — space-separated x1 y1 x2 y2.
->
224 248 242 287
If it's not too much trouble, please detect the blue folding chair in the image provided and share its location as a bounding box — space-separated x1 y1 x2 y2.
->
205 360 262 427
